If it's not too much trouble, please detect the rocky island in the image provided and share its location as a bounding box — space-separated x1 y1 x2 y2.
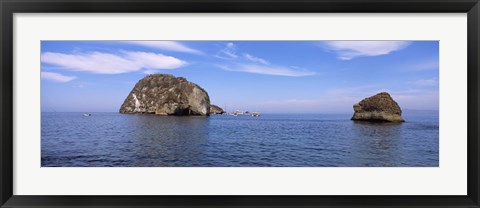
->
119 74 210 116
209 105 226 114
351 92 404 122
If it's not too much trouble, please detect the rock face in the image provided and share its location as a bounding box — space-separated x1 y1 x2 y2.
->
209 105 225 114
351 92 404 122
119 74 210 116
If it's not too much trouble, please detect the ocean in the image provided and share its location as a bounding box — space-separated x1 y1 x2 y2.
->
41 111 439 167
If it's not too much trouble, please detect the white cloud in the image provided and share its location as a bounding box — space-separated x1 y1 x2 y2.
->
215 43 313 77
125 51 187 69
41 51 187 74
41 72 76 83
324 41 410 60
126 41 203 55
243 53 269 65
215 42 238 59
217 64 315 77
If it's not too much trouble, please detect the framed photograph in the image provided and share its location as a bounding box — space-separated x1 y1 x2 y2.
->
1 0 479 207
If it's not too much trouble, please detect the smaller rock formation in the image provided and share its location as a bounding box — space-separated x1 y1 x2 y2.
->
209 105 226 114
351 92 404 122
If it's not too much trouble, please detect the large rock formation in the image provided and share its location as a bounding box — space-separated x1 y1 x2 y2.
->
351 92 404 122
209 105 225 114
119 74 210 116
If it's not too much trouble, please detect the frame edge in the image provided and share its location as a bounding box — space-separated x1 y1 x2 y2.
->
1 0 480 207
0 0 14 207
468 1 480 205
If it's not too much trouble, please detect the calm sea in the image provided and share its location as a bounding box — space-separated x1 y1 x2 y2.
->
41 111 439 167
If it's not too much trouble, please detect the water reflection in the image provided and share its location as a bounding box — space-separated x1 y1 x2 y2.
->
126 114 210 166
351 121 403 166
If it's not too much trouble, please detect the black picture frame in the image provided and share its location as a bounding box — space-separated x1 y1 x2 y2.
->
1 0 479 207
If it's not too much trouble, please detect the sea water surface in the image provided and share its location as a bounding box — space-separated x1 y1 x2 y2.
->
41 111 438 167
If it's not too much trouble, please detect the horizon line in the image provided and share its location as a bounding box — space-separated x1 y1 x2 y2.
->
41 109 440 113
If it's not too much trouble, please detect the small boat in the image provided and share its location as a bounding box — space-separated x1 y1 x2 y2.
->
252 112 260 117
230 110 243 116
83 113 91 117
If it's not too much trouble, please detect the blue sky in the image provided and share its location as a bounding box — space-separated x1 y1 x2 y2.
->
41 41 439 113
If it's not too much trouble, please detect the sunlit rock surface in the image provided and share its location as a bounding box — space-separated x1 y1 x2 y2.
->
351 92 404 122
120 74 210 116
